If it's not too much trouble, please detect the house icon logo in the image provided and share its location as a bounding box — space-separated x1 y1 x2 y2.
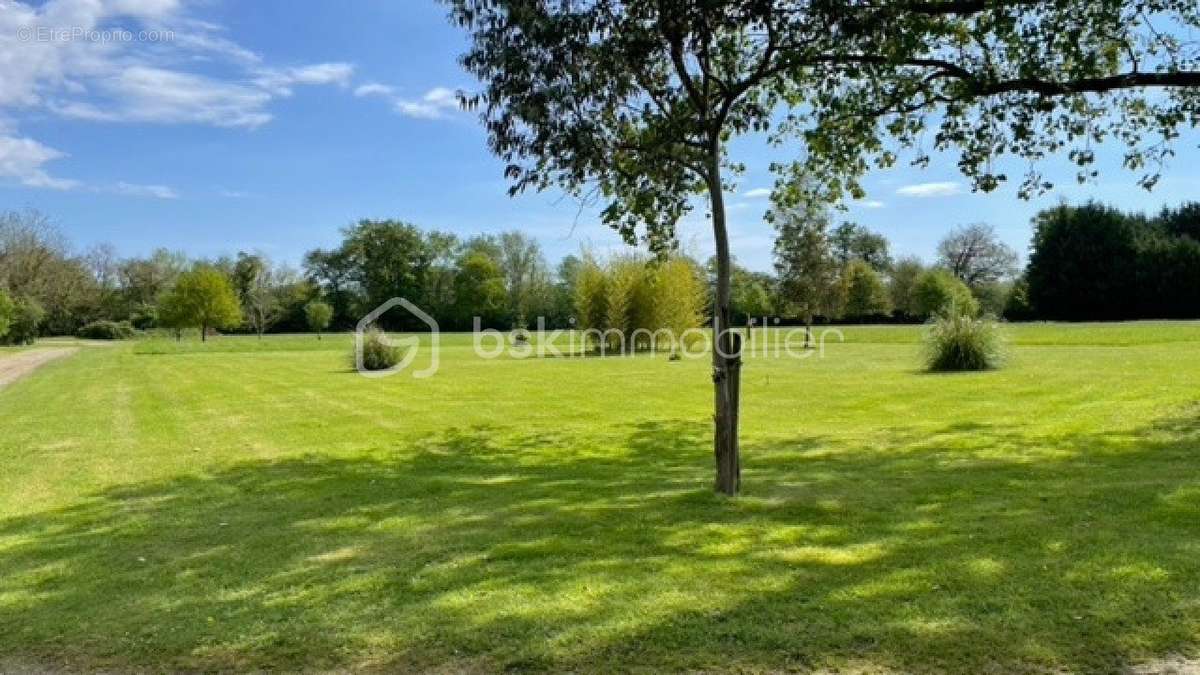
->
354 298 440 379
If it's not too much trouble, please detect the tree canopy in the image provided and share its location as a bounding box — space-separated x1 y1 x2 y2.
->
936 224 1020 288
305 301 334 339
773 197 839 330
160 267 243 342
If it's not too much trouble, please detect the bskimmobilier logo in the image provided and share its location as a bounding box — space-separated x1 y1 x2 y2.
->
357 297 844 379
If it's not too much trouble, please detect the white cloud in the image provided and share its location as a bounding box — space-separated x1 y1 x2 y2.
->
741 187 772 199
896 181 963 198
354 82 395 98
254 62 355 96
374 86 463 120
858 200 886 209
0 0 361 193
0 134 79 190
394 87 461 119
106 0 182 21
1 1 355 128
0 133 181 196
219 188 249 198
422 86 456 107
285 63 354 86
55 66 275 127
112 181 178 199
168 29 261 65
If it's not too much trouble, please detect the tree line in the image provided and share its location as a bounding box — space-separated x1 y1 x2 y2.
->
0 213 579 339
763 199 1018 330
0 209 322 342
303 220 576 332
766 199 1200 327
1 200 1198 344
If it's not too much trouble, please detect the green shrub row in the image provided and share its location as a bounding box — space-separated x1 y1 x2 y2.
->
77 320 137 340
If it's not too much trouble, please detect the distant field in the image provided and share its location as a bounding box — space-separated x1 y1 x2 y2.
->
832 320 1200 345
2 321 1200 672
132 320 1200 355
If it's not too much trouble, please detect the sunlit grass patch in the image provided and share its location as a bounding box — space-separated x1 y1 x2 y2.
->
0 323 1198 671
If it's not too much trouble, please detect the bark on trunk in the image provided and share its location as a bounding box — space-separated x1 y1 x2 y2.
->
707 154 741 496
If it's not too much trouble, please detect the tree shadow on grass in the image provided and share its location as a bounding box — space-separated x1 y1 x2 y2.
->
1 411 1199 672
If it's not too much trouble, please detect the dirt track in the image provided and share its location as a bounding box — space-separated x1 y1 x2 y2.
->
0 348 78 390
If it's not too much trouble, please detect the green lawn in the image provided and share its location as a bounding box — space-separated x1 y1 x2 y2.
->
2 323 1200 672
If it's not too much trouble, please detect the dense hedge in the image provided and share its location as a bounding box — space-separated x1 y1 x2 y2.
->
1025 202 1200 320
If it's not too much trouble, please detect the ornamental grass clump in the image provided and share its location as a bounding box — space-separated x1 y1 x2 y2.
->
356 328 402 371
923 310 1004 372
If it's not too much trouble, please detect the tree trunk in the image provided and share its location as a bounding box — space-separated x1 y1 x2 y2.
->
201 322 208 342
805 315 813 349
707 153 741 496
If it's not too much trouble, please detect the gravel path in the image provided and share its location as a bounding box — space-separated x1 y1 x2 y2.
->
0 348 78 390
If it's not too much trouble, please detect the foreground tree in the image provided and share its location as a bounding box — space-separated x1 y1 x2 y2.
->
161 267 242 342
447 0 1200 494
799 3 1200 201
447 0 849 494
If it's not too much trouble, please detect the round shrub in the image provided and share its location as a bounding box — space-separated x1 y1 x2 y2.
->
923 311 1004 372
78 320 136 340
357 328 402 371
1 297 43 346
913 269 979 319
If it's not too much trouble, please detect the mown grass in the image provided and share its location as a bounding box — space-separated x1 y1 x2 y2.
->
831 320 1200 345
1 322 1200 672
131 320 1200 355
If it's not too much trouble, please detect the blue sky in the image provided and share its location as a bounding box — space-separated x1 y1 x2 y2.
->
2 0 1199 273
